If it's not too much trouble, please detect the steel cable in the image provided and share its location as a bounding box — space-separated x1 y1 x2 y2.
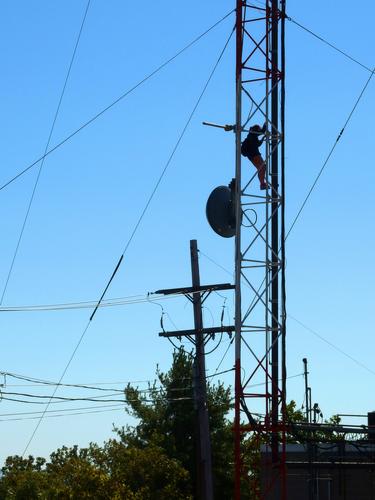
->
21 26 235 457
0 0 92 306
0 10 234 193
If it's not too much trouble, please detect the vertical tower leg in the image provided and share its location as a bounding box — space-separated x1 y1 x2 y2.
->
234 1 243 497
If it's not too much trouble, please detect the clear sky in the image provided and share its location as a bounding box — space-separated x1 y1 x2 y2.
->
0 0 374 463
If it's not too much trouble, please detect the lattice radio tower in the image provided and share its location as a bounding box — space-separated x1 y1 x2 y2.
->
233 1 286 498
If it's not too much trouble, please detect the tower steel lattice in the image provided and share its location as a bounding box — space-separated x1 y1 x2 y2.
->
233 1 286 498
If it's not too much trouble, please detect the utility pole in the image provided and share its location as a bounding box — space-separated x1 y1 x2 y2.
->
303 357 317 500
303 358 314 500
155 239 235 500
303 358 310 423
190 239 213 500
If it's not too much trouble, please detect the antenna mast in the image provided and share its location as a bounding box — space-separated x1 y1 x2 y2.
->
233 1 286 498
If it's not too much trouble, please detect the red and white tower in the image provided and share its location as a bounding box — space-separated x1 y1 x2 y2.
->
233 1 286 498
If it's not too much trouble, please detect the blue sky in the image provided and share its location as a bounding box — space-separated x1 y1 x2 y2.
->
0 0 374 462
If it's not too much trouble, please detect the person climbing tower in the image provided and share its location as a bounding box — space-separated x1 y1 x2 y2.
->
241 123 267 190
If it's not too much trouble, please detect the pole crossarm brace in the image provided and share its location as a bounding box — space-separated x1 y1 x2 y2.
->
159 325 235 339
155 283 234 296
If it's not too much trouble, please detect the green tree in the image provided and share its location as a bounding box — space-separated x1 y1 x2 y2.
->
101 440 191 499
119 348 234 499
0 455 48 500
45 445 111 499
285 399 344 442
0 442 191 499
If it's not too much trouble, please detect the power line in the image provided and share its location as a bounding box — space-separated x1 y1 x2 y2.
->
91 27 235 322
2 386 191 397
0 403 124 418
212 336 234 376
204 7 374 249
4 390 123 401
286 66 374 238
21 28 235 456
2 371 150 387
13 3 375 450
205 333 224 356
2 388 123 398
6 374 306 402
1 373 216 392
1 369 198 390
0 9 234 193
0 406 125 423
85 28 235 326
289 315 375 377
6 383 123 388
0 292 183 312
199 249 375 378
1 383 192 399
2 373 121 392
286 16 373 73
0 287 228 312
206 367 234 379
0 294 145 311
0 286 228 313
3 395 126 404
2 393 192 404
199 249 234 277
0 397 239 423
0 0 92 306
248 372 303 389
201 58 373 372
200 58 374 362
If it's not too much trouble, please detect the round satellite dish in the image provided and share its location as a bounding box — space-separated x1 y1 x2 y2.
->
206 185 235 238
